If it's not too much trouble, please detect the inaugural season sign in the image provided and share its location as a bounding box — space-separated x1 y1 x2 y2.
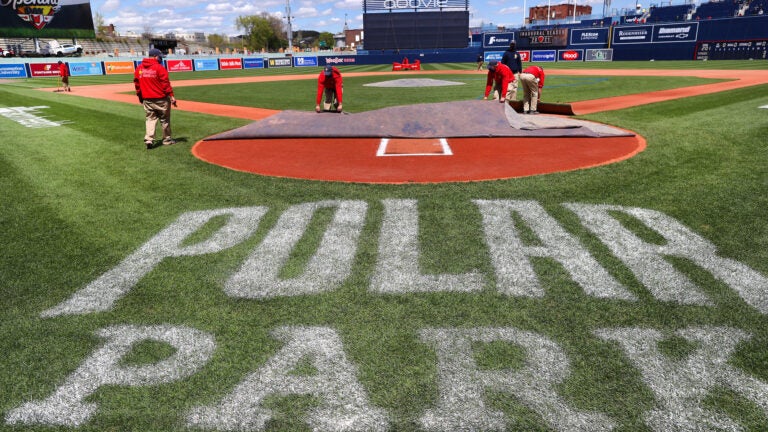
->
0 0 95 38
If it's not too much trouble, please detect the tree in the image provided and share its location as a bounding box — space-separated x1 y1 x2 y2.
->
207 33 231 52
317 32 335 50
236 13 287 52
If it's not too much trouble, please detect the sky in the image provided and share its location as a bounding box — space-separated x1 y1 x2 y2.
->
89 0 648 38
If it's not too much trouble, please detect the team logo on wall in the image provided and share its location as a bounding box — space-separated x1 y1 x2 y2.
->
4 0 61 30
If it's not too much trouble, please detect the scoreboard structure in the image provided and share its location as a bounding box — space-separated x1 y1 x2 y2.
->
362 0 470 50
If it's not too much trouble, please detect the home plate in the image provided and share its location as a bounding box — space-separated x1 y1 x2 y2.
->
377 138 453 156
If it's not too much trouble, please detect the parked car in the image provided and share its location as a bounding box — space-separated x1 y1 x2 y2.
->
46 40 83 57
0 47 14 57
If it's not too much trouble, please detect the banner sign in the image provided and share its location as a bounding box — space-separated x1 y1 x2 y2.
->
483 32 516 48
267 57 292 68
243 58 265 69
570 28 609 45
322 56 357 66
104 61 134 75
194 58 219 71
612 26 653 44
519 50 530 62
558 49 583 61
294 56 318 67
517 29 568 48
483 51 503 62
68 61 103 76
29 62 61 77
530 50 557 62
585 48 613 61
0 0 96 38
363 0 468 12
0 63 27 78
167 59 193 72
652 23 698 43
219 58 242 70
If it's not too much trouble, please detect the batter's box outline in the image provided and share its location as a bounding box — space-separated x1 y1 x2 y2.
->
376 138 453 157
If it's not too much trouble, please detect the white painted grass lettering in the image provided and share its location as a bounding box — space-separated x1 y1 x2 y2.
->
370 199 485 293
419 327 615 431
595 326 768 431
41 207 268 317
186 326 389 431
5 325 215 427
566 203 768 313
474 200 635 300
225 200 367 299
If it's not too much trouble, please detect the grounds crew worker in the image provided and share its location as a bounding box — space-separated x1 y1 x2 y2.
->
483 60 514 104
134 48 176 149
519 65 546 114
316 65 343 113
500 41 523 100
57 60 70 92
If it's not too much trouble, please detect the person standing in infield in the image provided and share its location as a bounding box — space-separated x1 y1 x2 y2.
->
519 65 546 114
483 60 514 104
134 48 177 149
57 60 70 92
500 41 523 101
316 65 343 113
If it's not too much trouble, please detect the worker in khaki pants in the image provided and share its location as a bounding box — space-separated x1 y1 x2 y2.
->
519 65 546 114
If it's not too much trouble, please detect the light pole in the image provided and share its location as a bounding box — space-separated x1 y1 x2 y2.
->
285 0 293 53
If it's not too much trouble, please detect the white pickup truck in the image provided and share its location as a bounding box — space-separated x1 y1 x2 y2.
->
46 40 83 57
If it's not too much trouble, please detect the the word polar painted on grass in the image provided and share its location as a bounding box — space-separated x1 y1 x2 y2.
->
42 199 768 317
7 324 768 431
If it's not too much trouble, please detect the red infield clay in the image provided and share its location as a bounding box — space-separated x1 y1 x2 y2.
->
192 136 646 184
49 69 767 183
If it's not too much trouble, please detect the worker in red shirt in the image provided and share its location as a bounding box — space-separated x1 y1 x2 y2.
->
57 60 70 92
519 65 546 114
316 65 343 113
134 48 177 149
483 60 515 104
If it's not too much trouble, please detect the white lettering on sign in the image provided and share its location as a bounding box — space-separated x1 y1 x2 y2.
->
382 0 448 9
370 199 485 293
225 200 367 299
565 203 768 313
186 326 389 431
419 327 615 431
5 325 215 427
595 326 768 431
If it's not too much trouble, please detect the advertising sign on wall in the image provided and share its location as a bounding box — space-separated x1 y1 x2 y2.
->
322 56 357 66
243 58 265 69
29 62 62 77
585 48 614 61
558 49 583 61
0 0 96 38
530 50 557 62
167 59 194 72
652 23 698 43
294 56 318 67
483 51 503 62
194 59 219 71
570 28 609 45
0 63 28 78
104 61 135 75
219 58 242 70
483 32 516 48
518 29 568 48
68 61 104 76
267 57 292 68
613 26 653 44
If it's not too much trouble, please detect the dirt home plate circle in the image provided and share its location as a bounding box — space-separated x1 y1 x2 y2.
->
192 96 645 184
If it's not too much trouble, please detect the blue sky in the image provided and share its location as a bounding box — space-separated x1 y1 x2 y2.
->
90 0 647 38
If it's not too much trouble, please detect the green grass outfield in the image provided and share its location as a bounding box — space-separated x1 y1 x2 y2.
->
1 60 768 431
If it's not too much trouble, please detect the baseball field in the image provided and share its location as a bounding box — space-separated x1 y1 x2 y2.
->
1 59 768 431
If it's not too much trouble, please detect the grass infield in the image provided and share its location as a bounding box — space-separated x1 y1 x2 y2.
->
1 60 768 431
